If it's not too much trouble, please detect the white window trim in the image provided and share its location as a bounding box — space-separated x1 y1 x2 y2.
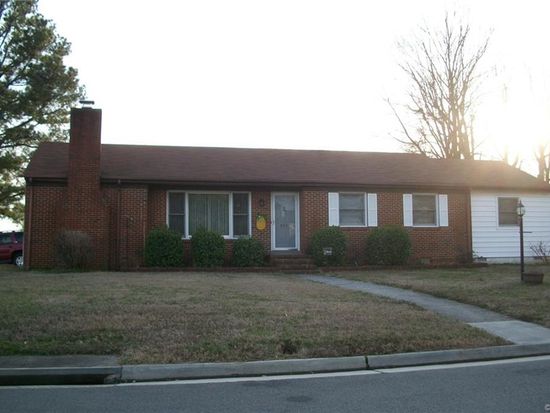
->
338 192 368 228
496 196 519 229
166 190 252 239
412 193 439 227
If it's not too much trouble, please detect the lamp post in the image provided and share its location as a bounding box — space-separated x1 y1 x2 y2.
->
517 200 525 278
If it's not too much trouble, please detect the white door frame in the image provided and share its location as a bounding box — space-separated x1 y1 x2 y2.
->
271 192 300 251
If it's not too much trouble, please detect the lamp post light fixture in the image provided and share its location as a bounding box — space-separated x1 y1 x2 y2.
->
517 200 525 278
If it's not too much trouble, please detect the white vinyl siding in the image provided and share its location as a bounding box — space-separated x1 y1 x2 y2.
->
471 191 550 260
328 192 378 227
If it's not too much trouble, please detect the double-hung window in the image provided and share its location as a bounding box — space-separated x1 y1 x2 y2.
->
232 193 250 236
403 193 448 227
328 192 378 227
412 194 437 226
168 192 186 235
498 197 518 226
339 193 366 226
167 191 251 238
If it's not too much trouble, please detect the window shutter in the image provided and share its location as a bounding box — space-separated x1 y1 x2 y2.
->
367 193 378 227
438 194 448 227
328 192 339 226
403 194 413 227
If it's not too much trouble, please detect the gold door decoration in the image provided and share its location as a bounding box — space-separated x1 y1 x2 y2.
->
256 214 267 231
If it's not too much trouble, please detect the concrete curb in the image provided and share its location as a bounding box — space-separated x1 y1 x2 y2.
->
367 343 550 369
0 366 121 385
3 343 550 385
120 356 367 382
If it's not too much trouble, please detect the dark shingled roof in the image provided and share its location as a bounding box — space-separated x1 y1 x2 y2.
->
24 142 550 191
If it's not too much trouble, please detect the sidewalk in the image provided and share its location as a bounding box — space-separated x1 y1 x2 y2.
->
302 274 550 345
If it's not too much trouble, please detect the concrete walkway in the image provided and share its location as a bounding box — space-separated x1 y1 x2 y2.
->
302 275 550 345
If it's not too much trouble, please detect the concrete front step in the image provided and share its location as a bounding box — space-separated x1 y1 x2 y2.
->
272 259 314 265
277 266 317 271
271 255 315 270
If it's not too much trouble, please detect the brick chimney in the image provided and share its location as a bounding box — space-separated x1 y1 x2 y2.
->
60 106 109 269
67 107 102 204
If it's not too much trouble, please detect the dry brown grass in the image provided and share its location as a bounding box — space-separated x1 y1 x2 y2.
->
335 264 550 327
0 269 504 364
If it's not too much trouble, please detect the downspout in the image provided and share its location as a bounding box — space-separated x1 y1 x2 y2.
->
24 179 33 270
116 179 122 270
466 190 473 262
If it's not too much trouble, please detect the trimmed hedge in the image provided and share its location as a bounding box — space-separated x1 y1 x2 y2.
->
144 227 184 267
232 237 265 267
54 230 93 270
310 226 347 266
191 228 226 267
365 225 411 265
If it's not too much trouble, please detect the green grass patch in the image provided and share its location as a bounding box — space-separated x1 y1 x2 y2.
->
335 264 550 327
0 269 505 364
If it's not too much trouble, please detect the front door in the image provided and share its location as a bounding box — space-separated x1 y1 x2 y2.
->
271 193 300 250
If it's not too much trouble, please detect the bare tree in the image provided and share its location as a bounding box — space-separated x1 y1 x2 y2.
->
500 145 522 169
535 143 550 182
390 13 490 159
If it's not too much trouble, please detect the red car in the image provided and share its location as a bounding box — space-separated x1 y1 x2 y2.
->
0 232 23 268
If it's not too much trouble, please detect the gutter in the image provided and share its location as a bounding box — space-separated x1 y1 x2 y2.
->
24 176 550 193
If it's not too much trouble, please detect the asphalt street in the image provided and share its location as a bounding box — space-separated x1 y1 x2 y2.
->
1 356 550 413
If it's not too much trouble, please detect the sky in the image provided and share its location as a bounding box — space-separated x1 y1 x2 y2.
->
2 0 550 231
37 0 550 156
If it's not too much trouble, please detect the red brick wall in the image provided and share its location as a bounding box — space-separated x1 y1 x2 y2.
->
300 190 328 253
147 187 166 231
117 186 148 269
25 185 66 268
301 189 471 265
25 183 112 270
26 183 148 270
251 191 271 252
26 185 470 268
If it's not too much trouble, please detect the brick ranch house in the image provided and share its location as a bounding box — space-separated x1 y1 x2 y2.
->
23 107 550 270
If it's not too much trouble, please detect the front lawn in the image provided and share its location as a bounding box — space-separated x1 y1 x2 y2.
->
0 269 504 364
335 264 550 327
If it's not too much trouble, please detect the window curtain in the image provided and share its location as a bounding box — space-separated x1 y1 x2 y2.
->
168 192 185 235
413 194 437 225
188 194 229 235
232 193 249 236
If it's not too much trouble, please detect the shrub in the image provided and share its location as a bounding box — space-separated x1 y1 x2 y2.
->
191 228 226 267
54 230 94 270
144 227 184 267
365 225 411 265
232 237 265 267
310 226 347 266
